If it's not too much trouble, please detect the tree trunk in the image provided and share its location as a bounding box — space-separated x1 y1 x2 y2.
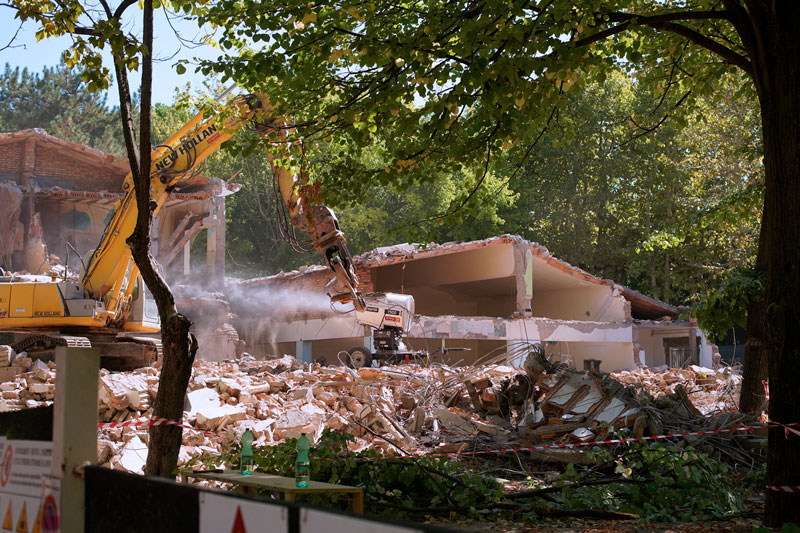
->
739 223 768 413
742 3 800 526
128 0 197 478
108 0 197 478
739 297 767 413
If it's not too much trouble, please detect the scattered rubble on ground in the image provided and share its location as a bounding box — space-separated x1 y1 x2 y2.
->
0 343 758 476
611 364 742 415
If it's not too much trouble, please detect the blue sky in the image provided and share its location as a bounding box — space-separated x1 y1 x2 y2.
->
0 7 224 106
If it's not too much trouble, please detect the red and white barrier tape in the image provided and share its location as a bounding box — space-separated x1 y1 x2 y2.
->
98 416 215 436
312 424 777 461
100 415 800 491
767 485 800 493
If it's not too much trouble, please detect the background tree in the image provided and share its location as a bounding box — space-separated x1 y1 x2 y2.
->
189 0 800 524
504 72 761 305
153 86 514 277
0 61 129 154
9 0 196 477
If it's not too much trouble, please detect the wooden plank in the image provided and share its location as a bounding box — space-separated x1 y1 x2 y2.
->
182 470 362 494
161 220 202 266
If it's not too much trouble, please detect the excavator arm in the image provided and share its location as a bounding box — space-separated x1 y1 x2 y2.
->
247 96 366 311
82 93 365 324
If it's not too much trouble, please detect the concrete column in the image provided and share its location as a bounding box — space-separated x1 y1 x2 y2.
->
183 241 191 276
688 318 698 365
513 241 533 317
151 215 160 258
52 344 101 533
296 340 313 364
205 195 226 286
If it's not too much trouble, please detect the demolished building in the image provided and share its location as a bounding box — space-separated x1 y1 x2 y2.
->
0 129 240 358
232 236 713 372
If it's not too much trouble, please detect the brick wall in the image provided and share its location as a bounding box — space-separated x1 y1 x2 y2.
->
0 136 126 191
0 143 24 176
32 144 125 191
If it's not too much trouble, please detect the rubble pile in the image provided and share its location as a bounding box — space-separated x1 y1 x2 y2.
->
611 364 742 415
0 344 755 476
0 346 56 411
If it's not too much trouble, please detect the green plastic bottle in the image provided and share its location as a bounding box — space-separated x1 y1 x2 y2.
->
295 433 310 487
240 429 255 475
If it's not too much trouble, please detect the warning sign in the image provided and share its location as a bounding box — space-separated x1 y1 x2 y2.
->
0 440 53 533
15 502 27 533
3 502 12 530
39 476 60 533
199 493 287 533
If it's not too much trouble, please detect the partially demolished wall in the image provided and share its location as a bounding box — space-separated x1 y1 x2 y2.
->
229 236 709 372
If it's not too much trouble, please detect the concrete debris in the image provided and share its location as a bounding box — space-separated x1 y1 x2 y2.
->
0 345 751 472
611 364 742 415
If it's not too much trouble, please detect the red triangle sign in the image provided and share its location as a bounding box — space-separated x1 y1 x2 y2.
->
231 506 247 533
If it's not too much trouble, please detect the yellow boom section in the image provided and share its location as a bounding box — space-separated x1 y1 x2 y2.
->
81 97 255 313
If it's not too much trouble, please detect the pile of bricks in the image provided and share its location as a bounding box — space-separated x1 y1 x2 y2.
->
0 346 56 411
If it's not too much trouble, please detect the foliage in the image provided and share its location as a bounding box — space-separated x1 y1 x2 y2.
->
181 0 750 235
184 429 503 519
0 61 130 155
691 268 764 343
150 85 514 277
183 430 754 524
502 72 761 304
544 442 749 523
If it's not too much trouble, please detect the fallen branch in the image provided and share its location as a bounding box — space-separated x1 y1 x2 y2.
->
378 500 639 520
505 476 649 498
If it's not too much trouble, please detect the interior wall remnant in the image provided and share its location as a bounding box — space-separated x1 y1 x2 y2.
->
541 341 636 372
39 200 114 265
532 285 627 322
635 325 712 368
372 243 518 317
0 184 22 269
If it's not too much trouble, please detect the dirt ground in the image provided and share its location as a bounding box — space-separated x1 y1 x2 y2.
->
441 517 762 532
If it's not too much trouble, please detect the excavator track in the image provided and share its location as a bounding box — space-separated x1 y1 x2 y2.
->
8 333 160 371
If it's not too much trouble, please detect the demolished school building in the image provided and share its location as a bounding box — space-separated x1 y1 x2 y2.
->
0 129 713 374
232 236 713 372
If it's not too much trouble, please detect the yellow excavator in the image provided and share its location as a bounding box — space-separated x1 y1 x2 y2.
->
0 93 369 366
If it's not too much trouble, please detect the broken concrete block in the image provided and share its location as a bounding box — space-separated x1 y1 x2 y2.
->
195 406 247 431
117 435 148 474
357 368 383 380
2 391 18 400
219 378 242 397
246 383 271 395
11 357 31 370
314 390 337 406
28 383 53 395
0 346 14 367
398 394 416 410
433 408 476 434
185 387 222 418
125 388 143 411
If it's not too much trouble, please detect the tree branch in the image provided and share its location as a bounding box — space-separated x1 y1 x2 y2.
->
379 500 639 520
573 9 753 76
113 0 138 20
505 476 649 499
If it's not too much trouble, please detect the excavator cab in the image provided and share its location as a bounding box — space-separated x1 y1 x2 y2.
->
126 277 160 331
